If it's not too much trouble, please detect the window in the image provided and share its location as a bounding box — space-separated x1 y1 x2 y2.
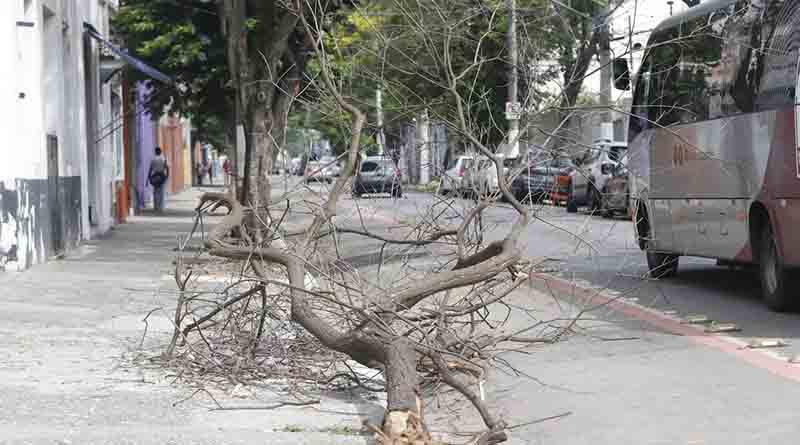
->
609 146 627 163
632 11 725 129
360 162 379 172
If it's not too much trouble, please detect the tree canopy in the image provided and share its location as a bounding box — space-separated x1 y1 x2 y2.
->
112 0 234 150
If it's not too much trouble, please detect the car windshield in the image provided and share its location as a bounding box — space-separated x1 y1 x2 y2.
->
360 161 380 172
609 146 627 162
549 157 572 169
361 160 393 172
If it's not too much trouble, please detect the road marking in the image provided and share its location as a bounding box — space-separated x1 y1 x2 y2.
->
747 339 789 349
704 323 741 333
530 272 800 383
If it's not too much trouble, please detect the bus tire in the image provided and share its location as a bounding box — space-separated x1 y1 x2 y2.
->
759 224 795 312
646 250 679 278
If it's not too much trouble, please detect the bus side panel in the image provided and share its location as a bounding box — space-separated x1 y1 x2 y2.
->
647 112 774 258
764 107 800 267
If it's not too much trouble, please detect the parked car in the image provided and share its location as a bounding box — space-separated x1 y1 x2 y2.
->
289 157 303 175
352 157 402 198
304 161 333 183
437 155 474 196
567 139 628 213
512 155 576 204
319 156 342 177
475 155 517 198
600 156 630 218
460 156 484 198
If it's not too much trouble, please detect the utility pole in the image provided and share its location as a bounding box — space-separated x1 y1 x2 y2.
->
376 88 385 155
505 0 520 157
667 0 674 16
598 4 612 140
419 109 430 184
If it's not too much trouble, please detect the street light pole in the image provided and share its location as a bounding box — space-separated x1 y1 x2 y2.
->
506 0 520 157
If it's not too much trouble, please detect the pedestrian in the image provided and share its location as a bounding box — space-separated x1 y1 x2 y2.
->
211 157 220 185
202 159 211 184
196 162 204 185
148 147 169 213
223 158 232 186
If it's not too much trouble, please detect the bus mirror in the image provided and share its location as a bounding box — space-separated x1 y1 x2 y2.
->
613 58 630 90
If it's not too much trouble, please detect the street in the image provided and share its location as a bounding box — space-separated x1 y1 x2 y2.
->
310 181 800 444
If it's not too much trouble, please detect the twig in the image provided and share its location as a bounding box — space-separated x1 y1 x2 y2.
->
209 399 320 411
507 411 573 430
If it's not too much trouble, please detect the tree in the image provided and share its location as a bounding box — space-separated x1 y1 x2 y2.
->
113 0 234 150
161 1 572 443
543 0 625 149
311 0 564 151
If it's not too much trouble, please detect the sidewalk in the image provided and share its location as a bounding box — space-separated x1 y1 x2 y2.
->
0 188 375 445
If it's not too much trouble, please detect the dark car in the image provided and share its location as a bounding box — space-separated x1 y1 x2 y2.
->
600 162 630 218
353 157 402 198
511 156 576 204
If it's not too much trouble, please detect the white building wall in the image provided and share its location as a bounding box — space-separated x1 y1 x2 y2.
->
0 0 120 270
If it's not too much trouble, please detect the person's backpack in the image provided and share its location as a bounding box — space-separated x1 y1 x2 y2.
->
150 169 167 187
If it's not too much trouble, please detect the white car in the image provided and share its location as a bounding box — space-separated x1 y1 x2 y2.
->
319 156 342 177
437 155 473 196
567 139 628 212
475 154 516 197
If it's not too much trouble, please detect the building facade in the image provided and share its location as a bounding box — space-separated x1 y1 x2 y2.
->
0 0 183 270
0 0 124 270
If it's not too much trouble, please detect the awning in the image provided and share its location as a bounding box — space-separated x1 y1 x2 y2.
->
84 23 173 86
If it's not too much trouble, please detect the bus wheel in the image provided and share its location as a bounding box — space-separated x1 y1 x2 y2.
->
759 224 795 312
646 251 679 278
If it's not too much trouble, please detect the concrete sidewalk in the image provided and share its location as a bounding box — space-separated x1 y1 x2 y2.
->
0 188 375 445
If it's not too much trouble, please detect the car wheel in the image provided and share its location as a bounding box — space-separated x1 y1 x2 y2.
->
566 182 578 213
646 250 679 278
759 224 796 312
393 187 403 198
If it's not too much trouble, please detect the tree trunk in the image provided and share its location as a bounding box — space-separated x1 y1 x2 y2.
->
555 42 597 152
381 337 429 442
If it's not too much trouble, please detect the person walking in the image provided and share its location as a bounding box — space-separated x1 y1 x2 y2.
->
223 158 231 186
211 157 220 185
148 147 169 213
202 159 211 185
196 162 204 185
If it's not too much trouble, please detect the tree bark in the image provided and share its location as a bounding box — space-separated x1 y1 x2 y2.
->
219 0 299 208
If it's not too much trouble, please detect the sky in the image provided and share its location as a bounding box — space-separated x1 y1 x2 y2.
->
583 0 691 97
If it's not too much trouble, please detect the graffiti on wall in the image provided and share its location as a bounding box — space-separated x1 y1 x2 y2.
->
0 181 19 267
0 178 82 271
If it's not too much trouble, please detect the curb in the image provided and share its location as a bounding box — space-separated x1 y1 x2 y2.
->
528 271 800 383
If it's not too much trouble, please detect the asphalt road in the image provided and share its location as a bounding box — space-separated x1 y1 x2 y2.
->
296 179 800 444
343 187 800 360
